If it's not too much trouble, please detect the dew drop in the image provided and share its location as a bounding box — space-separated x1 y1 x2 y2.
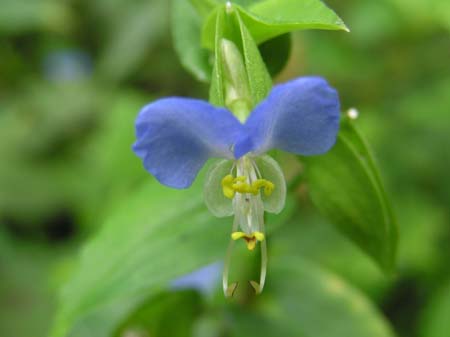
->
347 107 359 120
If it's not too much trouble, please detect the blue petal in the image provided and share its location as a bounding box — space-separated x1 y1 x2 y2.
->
133 98 243 189
170 262 222 295
234 77 340 158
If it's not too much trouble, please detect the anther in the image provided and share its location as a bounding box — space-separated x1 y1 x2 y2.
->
221 174 236 199
231 231 265 251
222 175 275 199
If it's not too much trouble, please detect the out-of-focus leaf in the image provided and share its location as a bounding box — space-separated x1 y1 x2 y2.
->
345 1 399 46
270 212 389 300
202 0 348 49
1 80 99 157
76 92 151 226
420 281 450 337
97 1 167 82
231 257 396 337
189 0 219 17
50 181 228 337
172 0 212 82
0 80 104 223
304 117 397 272
114 290 203 337
0 0 73 33
388 0 450 31
0 229 58 337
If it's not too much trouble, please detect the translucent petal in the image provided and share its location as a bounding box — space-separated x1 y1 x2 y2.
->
254 155 286 214
203 159 234 217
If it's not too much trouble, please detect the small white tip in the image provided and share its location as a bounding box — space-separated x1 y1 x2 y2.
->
347 108 359 120
226 1 233 13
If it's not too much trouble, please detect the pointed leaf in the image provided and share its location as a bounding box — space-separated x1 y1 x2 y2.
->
303 117 397 272
202 0 348 49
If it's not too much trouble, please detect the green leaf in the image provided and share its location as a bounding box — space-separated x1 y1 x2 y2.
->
303 117 397 272
209 8 226 106
172 0 212 82
97 1 166 82
202 1 348 49
231 257 396 337
50 180 230 337
0 229 57 337
236 10 272 105
0 0 73 33
209 6 271 107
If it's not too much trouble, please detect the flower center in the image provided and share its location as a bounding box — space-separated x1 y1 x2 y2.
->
220 156 274 250
221 175 274 199
222 156 273 297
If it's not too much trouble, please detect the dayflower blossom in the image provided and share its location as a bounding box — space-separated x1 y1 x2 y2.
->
133 76 340 295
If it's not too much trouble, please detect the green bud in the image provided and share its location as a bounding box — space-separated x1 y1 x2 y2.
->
220 38 252 122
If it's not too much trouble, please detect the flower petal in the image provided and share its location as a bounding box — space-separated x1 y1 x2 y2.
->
254 155 286 214
203 159 234 217
133 98 243 189
234 77 340 158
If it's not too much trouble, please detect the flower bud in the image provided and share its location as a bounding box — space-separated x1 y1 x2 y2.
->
220 38 252 122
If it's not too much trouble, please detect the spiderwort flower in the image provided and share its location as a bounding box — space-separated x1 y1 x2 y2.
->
132 75 340 295
134 34 339 297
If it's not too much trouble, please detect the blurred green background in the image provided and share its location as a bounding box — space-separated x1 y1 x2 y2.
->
0 0 449 336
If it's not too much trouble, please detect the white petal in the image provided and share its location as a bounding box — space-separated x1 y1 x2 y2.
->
254 155 286 214
203 159 234 217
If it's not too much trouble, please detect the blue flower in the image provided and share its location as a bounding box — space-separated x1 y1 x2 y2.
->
133 76 340 295
133 76 339 187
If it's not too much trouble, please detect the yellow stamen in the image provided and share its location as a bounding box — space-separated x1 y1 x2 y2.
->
231 231 265 250
221 174 236 199
231 231 246 240
254 232 265 241
222 174 275 199
252 179 275 196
